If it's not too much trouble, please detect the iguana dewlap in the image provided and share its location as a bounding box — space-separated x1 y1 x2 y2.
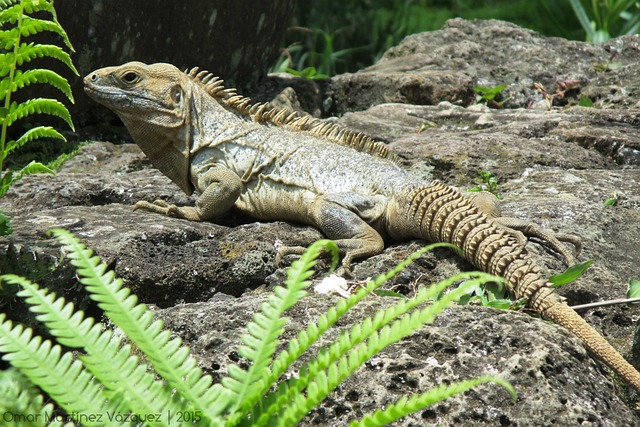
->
84 61 640 392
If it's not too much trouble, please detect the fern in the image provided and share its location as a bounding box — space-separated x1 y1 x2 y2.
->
48 229 226 425
0 231 515 426
0 274 184 426
0 368 71 427
0 0 78 236
350 376 515 427
270 271 507 427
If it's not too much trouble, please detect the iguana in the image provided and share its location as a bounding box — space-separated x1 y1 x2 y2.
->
84 61 640 391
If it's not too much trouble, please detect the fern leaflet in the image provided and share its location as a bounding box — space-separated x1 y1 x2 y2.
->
222 240 338 417
0 43 77 74
1 273 186 427
0 314 128 427
3 125 65 158
5 98 73 129
275 273 502 426
50 229 226 426
349 376 515 427
0 68 74 101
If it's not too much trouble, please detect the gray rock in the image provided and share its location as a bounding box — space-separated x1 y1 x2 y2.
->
153 293 638 426
327 18 640 114
2 19 640 425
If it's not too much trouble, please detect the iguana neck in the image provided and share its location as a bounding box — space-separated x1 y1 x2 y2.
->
122 113 194 195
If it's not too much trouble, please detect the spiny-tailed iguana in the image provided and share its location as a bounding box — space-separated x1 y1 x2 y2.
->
84 61 640 391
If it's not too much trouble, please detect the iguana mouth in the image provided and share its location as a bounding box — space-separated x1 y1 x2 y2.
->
84 83 175 111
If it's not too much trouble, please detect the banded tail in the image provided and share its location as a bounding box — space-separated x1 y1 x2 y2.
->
406 181 640 391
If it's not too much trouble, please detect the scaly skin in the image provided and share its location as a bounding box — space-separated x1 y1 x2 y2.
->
84 61 640 391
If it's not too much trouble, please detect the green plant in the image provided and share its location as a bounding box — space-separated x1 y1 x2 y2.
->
456 259 594 311
468 170 502 199
569 0 640 42
0 0 78 236
473 84 509 107
604 191 619 206
284 66 329 80
457 280 526 310
0 231 514 426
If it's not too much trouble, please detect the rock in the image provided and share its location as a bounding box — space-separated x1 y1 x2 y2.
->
327 18 640 114
2 19 640 425
153 293 638 426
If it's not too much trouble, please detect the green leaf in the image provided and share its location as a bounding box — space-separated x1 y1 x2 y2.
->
373 289 407 298
485 299 514 310
0 43 78 76
0 169 13 197
578 95 594 107
349 376 515 427
473 84 507 101
0 69 74 102
0 208 11 236
5 98 74 130
627 279 640 301
603 192 618 206
4 126 66 157
549 260 594 287
16 160 55 176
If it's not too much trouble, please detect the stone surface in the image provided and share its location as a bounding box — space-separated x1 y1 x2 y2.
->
2 19 640 425
154 296 636 426
326 18 640 115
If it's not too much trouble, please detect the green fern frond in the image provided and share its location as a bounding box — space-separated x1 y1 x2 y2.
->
0 69 74 101
0 0 54 16
0 368 57 427
4 125 66 157
0 0 20 10
251 243 461 425
49 229 226 426
0 314 127 427
1 273 185 427
275 273 500 426
0 160 53 197
350 376 515 427
222 240 338 416
267 242 456 387
5 98 73 129
0 43 77 75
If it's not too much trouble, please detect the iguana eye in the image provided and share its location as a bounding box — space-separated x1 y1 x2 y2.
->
170 86 182 104
122 71 139 83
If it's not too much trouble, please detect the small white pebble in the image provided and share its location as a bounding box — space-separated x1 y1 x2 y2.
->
314 275 350 298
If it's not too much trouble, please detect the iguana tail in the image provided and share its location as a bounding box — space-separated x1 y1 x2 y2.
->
406 181 640 391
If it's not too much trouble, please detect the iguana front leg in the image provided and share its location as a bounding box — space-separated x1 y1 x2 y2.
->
277 196 385 274
466 191 581 265
134 166 242 221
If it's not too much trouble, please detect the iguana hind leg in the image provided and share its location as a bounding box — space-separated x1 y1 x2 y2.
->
466 191 581 265
277 196 385 274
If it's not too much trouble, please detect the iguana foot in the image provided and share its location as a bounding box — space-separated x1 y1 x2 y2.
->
133 200 203 221
466 191 581 266
493 217 581 266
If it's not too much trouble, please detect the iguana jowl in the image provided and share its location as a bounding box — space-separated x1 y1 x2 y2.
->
84 61 640 391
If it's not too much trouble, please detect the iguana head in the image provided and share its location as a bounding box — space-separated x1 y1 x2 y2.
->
84 61 194 195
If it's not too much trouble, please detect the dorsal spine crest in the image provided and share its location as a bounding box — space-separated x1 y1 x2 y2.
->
184 66 399 163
